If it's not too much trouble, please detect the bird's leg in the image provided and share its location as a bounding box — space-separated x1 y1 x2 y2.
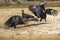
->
40 18 43 23
40 18 42 22
14 24 16 28
44 18 46 23
13 23 16 28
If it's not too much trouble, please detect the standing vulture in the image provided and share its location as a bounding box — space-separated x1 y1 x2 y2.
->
29 2 58 23
29 2 46 22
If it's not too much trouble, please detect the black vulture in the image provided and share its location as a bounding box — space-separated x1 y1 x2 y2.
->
29 2 58 23
4 15 25 28
21 10 34 19
29 2 46 22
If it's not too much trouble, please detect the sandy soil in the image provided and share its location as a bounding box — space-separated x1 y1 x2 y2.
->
0 7 60 38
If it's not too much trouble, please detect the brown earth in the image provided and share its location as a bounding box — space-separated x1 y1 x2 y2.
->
0 7 60 39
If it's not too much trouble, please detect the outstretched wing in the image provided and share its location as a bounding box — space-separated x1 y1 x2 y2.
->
4 17 13 27
45 9 58 16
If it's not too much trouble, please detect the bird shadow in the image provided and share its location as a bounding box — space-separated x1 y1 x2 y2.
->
17 22 49 28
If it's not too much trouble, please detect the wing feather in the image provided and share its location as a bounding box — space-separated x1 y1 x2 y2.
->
45 9 58 16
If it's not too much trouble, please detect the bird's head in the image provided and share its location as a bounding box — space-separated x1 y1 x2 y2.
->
21 10 24 13
21 10 24 12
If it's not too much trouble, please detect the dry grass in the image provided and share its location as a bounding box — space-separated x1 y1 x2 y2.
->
0 2 60 9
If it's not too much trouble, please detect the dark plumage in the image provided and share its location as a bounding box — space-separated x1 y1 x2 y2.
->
4 15 25 28
45 9 58 17
29 3 46 22
29 2 58 22
22 10 34 19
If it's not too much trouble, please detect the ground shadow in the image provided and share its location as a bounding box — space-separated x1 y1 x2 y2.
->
4 18 50 29
17 22 49 28
4 22 49 29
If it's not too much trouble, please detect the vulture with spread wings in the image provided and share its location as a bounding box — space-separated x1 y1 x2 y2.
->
29 2 58 23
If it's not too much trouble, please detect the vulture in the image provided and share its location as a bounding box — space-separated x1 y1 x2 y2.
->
4 15 25 28
29 2 58 23
21 10 34 19
29 2 46 22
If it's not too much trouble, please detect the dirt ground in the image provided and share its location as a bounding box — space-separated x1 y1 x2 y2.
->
0 7 60 39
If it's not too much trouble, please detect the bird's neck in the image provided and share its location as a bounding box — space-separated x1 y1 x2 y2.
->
22 12 24 14
22 11 24 16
